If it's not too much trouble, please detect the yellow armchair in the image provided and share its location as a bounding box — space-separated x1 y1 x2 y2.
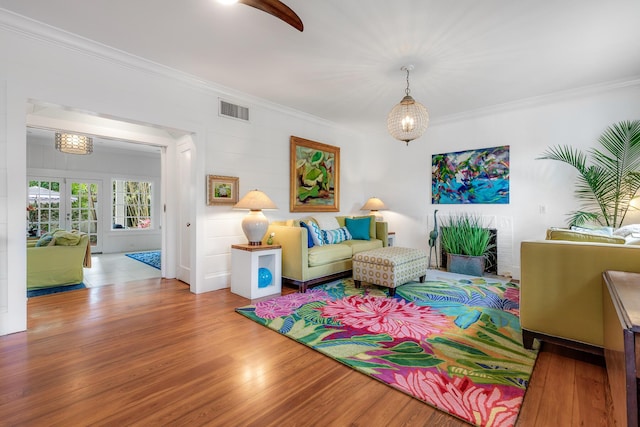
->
520 239 640 353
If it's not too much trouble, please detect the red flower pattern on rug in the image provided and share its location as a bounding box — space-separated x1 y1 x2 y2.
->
394 369 521 427
321 295 449 340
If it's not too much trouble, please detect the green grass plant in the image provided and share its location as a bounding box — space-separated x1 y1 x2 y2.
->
440 213 492 257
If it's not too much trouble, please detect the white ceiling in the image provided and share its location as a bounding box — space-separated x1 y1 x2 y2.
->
2 0 640 131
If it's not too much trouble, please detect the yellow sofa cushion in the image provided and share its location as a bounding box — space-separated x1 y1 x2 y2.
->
341 239 383 254
546 228 625 244
308 244 353 267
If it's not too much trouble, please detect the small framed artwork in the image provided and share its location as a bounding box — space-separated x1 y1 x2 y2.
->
290 135 340 212
207 175 239 205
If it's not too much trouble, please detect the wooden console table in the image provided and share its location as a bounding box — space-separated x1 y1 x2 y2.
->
603 270 640 427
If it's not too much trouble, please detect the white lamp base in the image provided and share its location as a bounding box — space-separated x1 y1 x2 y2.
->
242 210 269 245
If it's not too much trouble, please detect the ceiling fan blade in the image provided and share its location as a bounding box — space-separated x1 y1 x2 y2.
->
238 0 304 32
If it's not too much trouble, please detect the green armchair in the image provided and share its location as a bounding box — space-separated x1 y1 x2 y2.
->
27 233 91 290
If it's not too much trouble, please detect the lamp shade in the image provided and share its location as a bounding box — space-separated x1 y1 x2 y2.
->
234 189 278 210
361 197 387 221
234 190 278 245
361 197 387 211
55 132 93 155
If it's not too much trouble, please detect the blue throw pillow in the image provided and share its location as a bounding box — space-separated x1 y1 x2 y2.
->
346 217 371 240
299 222 315 248
321 227 352 245
35 233 54 247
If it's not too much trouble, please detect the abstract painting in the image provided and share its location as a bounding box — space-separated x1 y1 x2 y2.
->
290 136 340 212
432 146 510 204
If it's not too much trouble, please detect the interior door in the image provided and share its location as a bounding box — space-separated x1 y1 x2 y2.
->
177 145 191 284
68 180 101 253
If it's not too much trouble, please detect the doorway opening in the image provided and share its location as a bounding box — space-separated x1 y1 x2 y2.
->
25 101 193 294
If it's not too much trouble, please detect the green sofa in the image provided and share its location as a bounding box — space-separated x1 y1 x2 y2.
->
27 232 90 290
265 215 388 292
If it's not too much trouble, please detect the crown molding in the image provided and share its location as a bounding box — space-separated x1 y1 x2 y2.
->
0 8 348 133
432 77 640 126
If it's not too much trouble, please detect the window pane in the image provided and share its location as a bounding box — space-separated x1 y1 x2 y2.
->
112 179 153 230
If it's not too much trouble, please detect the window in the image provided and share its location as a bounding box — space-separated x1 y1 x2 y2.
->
112 179 153 230
27 180 62 236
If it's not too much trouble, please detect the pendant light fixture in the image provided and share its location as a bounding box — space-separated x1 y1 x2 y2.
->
386 65 429 145
55 132 93 155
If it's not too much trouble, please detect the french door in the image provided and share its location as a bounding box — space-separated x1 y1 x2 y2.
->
27 177 102 253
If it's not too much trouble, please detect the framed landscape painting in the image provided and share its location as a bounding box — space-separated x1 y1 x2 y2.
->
290 136 340 212
432 145 510 204
206 175 239 205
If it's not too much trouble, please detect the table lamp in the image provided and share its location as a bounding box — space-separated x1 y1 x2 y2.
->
361 197 387 221
233 189 278 245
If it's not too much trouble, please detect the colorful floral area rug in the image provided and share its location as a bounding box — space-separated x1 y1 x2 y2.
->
236 272 538 427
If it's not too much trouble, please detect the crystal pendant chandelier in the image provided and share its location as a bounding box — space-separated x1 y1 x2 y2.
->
386 65 429 145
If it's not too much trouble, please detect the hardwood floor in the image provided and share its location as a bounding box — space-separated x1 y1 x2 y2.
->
0 279 611 426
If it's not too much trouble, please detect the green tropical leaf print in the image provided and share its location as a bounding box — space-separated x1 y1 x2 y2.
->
311 151 324 164
297 301 339 325
390 341 427 354
382 352 444 367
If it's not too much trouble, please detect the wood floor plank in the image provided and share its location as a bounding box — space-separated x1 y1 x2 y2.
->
571 355 608 427
0 279 610 426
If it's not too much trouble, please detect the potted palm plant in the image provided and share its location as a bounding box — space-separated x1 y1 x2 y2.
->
440 213 492 277
538 120 640 227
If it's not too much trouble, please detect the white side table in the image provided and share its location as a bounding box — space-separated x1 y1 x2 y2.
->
387 231 396 247
231 244 282 299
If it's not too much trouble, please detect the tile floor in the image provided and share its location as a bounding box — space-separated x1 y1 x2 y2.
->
83 252 161 288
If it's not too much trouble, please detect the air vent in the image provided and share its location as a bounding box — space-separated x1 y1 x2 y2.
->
219 99 250 122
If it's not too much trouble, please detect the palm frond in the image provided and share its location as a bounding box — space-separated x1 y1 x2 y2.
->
539 120 640 228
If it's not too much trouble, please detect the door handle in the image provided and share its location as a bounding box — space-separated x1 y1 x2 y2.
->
186 222 191 227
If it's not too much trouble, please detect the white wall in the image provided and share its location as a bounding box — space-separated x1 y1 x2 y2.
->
362 81 640 278
27 139 162 253
0 11 366 334
201 103 367 290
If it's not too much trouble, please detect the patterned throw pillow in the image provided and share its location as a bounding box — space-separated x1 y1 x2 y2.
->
305 221 324 247
321 227 352 245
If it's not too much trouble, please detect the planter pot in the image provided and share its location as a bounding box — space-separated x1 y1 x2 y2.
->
446 253 485 277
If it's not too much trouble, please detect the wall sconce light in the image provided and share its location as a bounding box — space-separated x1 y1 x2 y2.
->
55 132 93 155
233 189 278 245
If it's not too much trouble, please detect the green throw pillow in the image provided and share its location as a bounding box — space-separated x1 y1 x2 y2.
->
346 217 371 240
52 230 81 246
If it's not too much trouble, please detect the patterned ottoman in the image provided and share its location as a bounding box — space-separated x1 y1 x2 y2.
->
352 247 428 296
